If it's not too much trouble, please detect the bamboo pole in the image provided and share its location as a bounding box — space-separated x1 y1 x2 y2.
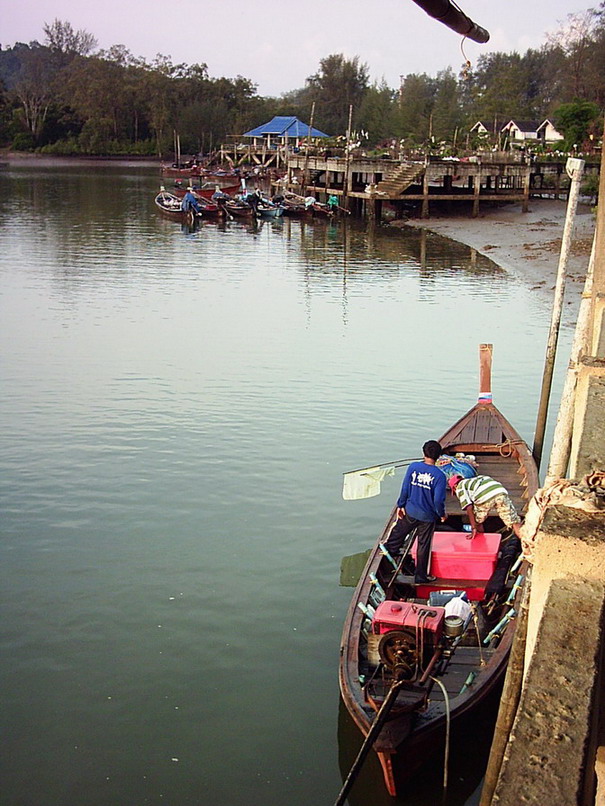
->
532 157 585 469
479 569 531 806
342 105 353 208
545 235 596 483
589 116 605 350
303 101 316 195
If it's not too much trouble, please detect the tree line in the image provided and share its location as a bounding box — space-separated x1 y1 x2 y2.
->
0 10 604 158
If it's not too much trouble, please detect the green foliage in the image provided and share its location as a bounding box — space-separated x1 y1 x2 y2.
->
553 99 601 148
581 171 600 203
305 54 369 135
1 10 605 156
11 131 35 150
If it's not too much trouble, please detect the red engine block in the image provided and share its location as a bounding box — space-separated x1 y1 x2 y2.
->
371 600 445 643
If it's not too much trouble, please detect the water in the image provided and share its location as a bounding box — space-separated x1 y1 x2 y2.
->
0 163 574 806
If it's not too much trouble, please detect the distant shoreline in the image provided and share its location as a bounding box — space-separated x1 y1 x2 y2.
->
2 153 595 305
0 151 162 168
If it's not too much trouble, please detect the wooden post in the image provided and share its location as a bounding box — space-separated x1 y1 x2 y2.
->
343 105 353 210
532 157 585 468
472 169 481 217
522 165 530 213
303 101 316 194
545 236 596 483
589 116 605 351
421 161 429 218
479 570 531 806
479 343 493 402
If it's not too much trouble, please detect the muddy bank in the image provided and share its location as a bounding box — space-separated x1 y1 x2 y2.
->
394 199 596 303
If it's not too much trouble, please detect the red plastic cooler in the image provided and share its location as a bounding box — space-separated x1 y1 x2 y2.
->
413 531 501 580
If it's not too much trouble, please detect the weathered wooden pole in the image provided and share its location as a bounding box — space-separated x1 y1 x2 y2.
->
589 116 605 348
421 160 429 218
532 156 585 469
479 569 531 806
545 235 596 483
303 101 316 194
343 105 353 209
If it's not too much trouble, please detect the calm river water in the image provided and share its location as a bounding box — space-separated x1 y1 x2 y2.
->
0 163 574 806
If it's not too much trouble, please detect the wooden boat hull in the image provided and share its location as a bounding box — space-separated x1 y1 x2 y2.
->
222 202 255 218
154 191 200 224
257 205 284 219
172 183 241 200
161 165 204 178
338 345 538 797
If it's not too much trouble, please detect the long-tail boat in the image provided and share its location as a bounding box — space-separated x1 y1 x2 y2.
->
171 182 242 200
338 344 539 799
154 189 224 221
154 189 201 224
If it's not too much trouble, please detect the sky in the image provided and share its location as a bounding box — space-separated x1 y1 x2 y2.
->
0 0 593 97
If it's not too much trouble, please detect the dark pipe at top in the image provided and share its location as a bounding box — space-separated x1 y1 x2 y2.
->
410 0 490 43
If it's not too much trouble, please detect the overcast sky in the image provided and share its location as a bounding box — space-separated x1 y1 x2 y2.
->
0 0 592 97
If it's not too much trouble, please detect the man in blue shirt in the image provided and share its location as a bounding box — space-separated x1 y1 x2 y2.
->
181 187 202 214
384 440 447 584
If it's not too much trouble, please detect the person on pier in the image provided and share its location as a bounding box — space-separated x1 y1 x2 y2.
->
448 474 522 540
384 440 447 584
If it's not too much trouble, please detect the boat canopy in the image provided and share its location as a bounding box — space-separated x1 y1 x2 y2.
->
242 116 329 138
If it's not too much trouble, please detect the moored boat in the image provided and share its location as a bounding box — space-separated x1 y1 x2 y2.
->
161 163 204 179
172 181 242 200
338 344 539 799
217 197 255 219
154 189 201 223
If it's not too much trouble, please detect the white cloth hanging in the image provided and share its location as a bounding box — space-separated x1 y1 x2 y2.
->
342 466 396 500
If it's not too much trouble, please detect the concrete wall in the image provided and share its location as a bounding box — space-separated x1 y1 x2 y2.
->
494 577 605 805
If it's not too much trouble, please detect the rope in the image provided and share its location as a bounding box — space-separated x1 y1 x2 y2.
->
478 439 525 458
430 676 451 803
460 36 471 79
470 603 486 666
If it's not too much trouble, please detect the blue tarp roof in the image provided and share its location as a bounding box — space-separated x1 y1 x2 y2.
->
242 116 329 138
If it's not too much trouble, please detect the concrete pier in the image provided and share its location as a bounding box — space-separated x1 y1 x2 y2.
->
482 133 605 805
494 576 605 804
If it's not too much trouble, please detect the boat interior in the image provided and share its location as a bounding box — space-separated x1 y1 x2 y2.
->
356 440 529 711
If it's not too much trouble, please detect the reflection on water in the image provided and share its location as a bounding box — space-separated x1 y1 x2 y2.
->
337 691 501 806
0 164 572 806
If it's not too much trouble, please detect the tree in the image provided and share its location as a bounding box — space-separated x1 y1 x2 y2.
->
392 73 435 142
553 99 601 149
43 19 97 57
431 68 465 142
305 54 369 135
358 81 395 145
547 9 599 99
13 45 54 140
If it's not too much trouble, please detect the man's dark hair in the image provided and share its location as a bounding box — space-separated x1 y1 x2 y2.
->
422 440 442 460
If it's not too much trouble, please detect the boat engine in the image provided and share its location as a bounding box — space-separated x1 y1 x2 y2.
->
371 601 446 682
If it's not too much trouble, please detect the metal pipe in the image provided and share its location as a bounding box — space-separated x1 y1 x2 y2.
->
409 0 490 43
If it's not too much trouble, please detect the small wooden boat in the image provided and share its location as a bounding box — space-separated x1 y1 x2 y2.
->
278 192 311 217
256 203 284 219
245 194 284 219
172 182 242 200
161 163 204 179
338 344 539 799
192 195 225 219
154 189 201 223
218 198 255 219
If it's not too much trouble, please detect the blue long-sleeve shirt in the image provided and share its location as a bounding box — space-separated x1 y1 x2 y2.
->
397 461 446 522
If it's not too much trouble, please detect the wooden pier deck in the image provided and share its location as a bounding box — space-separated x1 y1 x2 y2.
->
284 155 532 219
